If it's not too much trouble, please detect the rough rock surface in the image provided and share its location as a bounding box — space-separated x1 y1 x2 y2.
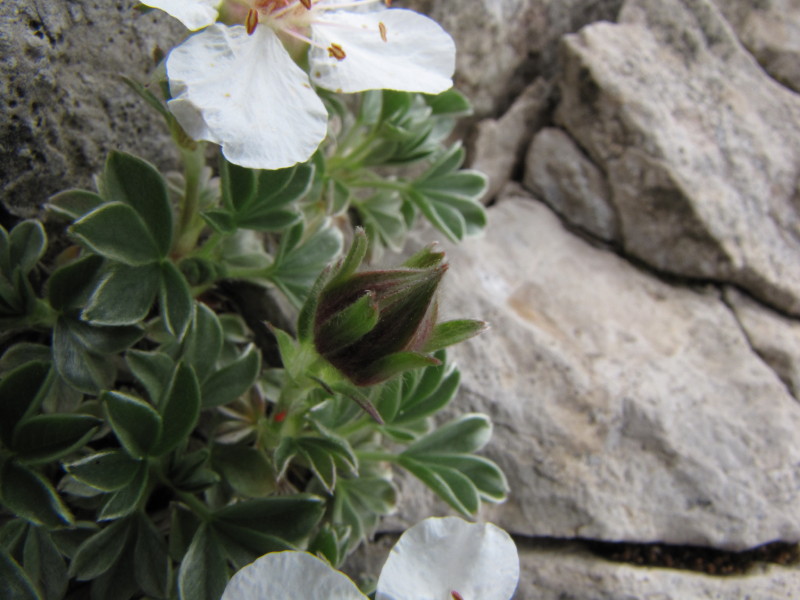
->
523 127 618 241
400 0 623 116
471 79 552 202
556 0 800 316
0 0 184 217
726 287 800 400
714 0 800 93
394 191 800 552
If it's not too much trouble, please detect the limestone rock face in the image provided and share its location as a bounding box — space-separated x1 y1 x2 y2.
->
435 193 800 551
0 0 183 217
714 0 800 93
401 0 623 116
556 0 800 315
523 127 618 241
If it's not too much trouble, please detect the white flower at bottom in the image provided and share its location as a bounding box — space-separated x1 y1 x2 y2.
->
376 517 519 600
219 517 519 600
141 0 456 169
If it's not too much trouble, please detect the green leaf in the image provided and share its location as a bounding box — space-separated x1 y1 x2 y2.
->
299 442 337 492
23 525 68 600
13 414 101 464
171 448 220 493
394 363 460 424
103 391 163 458
178 524 228 600
268 224 343 307
82 262 160 325
214 495 325 544
404 413 492 456
69 518 132 580
97 462 148 521
47 189 104 221
0 361 50 447
425 88 472 116
70 203 162 265
125 350 174 404
9 221 46 275
333 477 396 554
211 445 275 498
399 455 480 515
64 450 141 491
160 262 194 339
0 462 73 527
181 303 223 381
61 317 143 355
103 151 173 257
220 157 257 212
422 454 508 502
327 227 367 288
201 209 237 235
353 193 408 255
88 539 138 600
0 549 40 600
52 318 115 394
151 362 200 456
200 345 260 408
46 255 104 312
134 515 169 598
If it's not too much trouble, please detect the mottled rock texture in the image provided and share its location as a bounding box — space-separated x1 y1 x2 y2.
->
1 0 183 218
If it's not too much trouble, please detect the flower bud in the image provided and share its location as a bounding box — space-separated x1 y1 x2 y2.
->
307 229 486 386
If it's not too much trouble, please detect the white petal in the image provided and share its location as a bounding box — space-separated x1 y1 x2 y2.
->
376 517 519 600
141 0 220 30
166 24 328 169
221 551 368 600
309 8 455 94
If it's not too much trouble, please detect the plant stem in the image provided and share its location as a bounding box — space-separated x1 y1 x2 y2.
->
174 144 207 257
356 450 397 463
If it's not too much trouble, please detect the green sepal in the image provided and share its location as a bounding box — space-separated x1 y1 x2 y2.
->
327 227 368 289
102 391 163 458
422 319 488 353
315 291 379 355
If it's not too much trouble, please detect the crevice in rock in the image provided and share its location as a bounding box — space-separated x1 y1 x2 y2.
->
514 535 800 576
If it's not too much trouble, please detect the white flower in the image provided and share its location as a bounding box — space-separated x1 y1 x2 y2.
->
220 517 519 600
140 0 456 169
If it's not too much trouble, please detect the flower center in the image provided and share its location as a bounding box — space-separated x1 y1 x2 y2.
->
243 0 391 61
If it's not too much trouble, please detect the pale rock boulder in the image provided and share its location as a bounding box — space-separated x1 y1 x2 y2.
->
714 0 800 93
555 0 800 316
401 0 623 116
725 287 800 400
1 0 184 217
516 541 800 600
523 127 618 241
470 79 552 202
424 192 800 551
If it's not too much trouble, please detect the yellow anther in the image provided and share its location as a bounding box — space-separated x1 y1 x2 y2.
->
328 43 346 60
245 8 259 34
379 21 387 42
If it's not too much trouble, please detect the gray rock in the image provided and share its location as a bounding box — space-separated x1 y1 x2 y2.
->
556 0 800 316
400 0 623 116
523 127 618 241
725 287 800 400
516 540 800 600
420 192 800 551
714 0 800 93
471 79 552 202
1 0 183 217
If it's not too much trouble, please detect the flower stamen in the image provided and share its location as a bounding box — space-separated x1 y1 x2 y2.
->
245 8 259 34
328 43 346 60
451 592 464 600
379 21 387 42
